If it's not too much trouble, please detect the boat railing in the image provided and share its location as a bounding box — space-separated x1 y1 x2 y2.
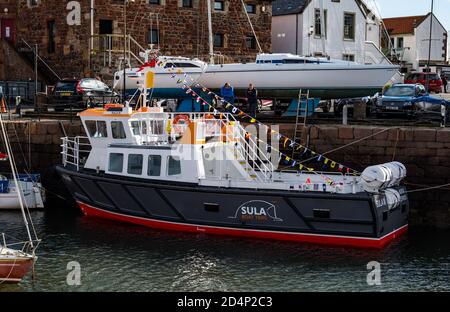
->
61 136 92 171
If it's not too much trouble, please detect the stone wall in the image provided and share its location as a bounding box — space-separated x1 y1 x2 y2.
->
12 0 272 80
2 119 450 228
279 124 450 229
0 39 41 81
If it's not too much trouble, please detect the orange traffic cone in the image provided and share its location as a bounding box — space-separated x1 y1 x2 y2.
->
0 96 7 113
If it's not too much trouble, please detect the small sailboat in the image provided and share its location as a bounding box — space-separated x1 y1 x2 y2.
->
0 172 46 210
0 113 39 284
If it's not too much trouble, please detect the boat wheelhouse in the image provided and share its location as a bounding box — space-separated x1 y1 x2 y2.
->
57 105 409 248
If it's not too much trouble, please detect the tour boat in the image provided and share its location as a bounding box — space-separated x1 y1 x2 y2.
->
113 53 400 100
56 104 409 248
0 174 46 210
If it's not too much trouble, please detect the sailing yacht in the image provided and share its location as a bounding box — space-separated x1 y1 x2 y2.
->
113 0 399 101
114 53 399 100
0 113 39 283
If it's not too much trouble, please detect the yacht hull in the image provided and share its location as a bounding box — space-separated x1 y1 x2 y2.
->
0 256 33 283
57 166 409 248
116 65 398 100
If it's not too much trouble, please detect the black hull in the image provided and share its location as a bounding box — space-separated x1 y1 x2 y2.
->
56 166 409 248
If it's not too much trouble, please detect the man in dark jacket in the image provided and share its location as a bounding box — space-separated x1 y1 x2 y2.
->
443 75 448 93
246 83 258 118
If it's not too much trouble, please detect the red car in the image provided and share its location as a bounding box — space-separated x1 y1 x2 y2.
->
404 72 443 93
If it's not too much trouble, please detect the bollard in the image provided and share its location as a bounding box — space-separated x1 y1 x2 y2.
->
15 96 21 117
342 104 348 125
441 104 446 128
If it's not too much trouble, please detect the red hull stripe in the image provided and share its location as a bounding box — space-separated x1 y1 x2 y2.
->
78 202 408 249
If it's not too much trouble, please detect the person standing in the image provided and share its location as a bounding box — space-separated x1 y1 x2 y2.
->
246 83 258 118
220 82 235 105
442 75 448 93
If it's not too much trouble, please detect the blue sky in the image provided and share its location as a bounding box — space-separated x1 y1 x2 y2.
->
370 0 450 30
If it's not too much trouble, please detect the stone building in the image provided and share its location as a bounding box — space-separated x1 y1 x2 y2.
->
0 0 273 83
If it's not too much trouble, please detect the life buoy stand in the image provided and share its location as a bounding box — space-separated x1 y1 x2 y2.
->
172 114 192 135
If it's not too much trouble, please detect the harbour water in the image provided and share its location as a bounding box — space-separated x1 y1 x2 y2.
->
1 202 450 292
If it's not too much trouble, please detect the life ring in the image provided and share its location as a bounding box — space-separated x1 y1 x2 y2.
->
172 114 192 135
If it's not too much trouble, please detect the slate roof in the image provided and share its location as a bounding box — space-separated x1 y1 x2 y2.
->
272 0 309 17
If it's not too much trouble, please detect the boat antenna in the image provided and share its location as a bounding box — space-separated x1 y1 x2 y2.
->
206 0 215 64
0 107 34 249
240 0 263 54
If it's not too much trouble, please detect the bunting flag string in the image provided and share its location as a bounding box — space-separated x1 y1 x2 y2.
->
160 60 359 177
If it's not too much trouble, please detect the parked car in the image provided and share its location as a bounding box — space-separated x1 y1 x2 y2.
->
375 84 428 117
48 78 117 111
404 72 442 93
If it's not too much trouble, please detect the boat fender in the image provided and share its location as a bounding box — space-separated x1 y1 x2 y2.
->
384 188 402 211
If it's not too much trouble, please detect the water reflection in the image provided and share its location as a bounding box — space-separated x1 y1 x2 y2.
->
0 206 449 292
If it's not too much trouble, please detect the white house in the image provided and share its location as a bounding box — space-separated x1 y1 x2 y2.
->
383 13 448 71
271 0 385 64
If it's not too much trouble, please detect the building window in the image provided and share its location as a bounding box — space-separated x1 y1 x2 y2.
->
147 28 159 45
148 0 160 4
85 120 108 138
214 1 224 11
343 54 355 62
148 155 162 176
214 34 224 48
343 13 355 40
314 9 327 38
182 0 193 7
128 154 143 175
246 36 256 50
397 37 404 49
168 156 181 176
28 0 39 7
111 121 127 139
390 37 395 48
47 20 56 54
109 153 124 173
246 4 256 14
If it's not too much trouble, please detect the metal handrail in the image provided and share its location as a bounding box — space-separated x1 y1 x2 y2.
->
21 39 61 81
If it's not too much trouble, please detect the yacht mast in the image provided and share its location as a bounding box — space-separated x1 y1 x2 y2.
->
207 0 215 64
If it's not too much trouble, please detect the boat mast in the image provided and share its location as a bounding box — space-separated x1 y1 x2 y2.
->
319 0 326 56
207 0 215 64
0 113 34 248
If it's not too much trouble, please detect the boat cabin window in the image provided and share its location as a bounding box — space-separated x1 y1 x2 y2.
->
167 156 181 176
149 120 164 135
85 120 108 138
164 63 199 68
111 121 127 139
109 153 124 173
128 154 143 175
131 121 140 135
148 155 162 176
131 120 148 136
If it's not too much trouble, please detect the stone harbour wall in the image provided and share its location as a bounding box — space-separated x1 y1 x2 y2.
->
1 119 450 228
